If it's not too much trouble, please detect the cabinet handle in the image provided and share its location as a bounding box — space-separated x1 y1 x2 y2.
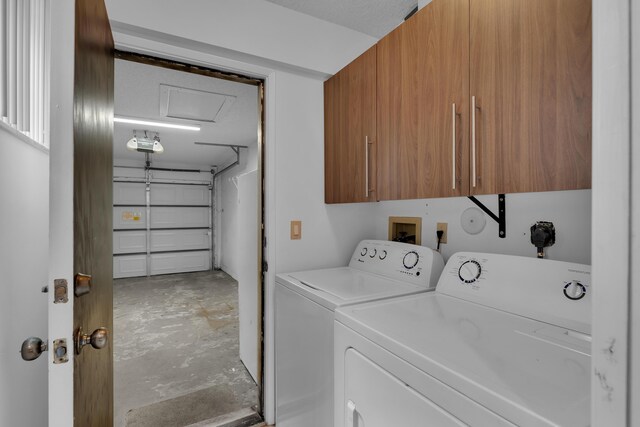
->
365 136 374 199
471 95 478 188
347 400 359 427
452 103 456 190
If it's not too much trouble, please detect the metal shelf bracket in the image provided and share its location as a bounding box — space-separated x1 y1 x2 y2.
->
467 194 506 238
194 142 249 178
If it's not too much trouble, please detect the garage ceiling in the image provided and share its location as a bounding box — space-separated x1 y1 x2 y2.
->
114 59 259 168
263 0 417 38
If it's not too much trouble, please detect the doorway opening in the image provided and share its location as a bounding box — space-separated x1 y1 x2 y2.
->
111 51 265 427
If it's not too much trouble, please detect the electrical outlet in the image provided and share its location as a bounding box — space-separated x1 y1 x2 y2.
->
437 222 448 244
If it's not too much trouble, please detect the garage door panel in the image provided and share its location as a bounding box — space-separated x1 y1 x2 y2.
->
113 229 211 255
150 251 210 275
150 184 209 206
113 182 146 205
113 231 147 254
113 255 147 278
113 180 212 278
113 207 146 229
151 229 210 252
150 206 209 228
180 186 210 205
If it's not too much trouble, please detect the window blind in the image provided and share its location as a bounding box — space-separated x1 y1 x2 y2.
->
0 0 48 147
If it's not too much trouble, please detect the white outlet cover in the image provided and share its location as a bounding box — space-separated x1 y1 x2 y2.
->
460 207 487 235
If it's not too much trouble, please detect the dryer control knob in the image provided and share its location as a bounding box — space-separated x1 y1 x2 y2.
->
564 281 586 300
458 260 481 283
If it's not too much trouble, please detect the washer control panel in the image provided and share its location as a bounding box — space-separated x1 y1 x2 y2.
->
349 240 444 288
437 252 592 334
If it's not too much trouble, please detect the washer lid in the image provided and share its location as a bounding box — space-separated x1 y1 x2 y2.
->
276 267 426 310
335 293 590 427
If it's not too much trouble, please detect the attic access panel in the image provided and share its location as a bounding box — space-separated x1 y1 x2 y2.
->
160 84 237 123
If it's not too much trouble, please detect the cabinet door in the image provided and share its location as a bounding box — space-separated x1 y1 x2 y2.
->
324 46 377 204
377 0 470 200
470 0 592 195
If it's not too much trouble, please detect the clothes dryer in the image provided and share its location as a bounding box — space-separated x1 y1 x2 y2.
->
335 252 591 427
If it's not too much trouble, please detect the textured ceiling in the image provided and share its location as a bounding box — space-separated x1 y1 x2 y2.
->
263 0 417 38
114 59 259 168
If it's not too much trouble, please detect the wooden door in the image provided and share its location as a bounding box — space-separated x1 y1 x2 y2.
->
377 0 470 200
469 0 592 195
73 0 114 425
324 45 377 204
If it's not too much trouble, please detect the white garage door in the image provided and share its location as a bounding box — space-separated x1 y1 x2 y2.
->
113 181 212 278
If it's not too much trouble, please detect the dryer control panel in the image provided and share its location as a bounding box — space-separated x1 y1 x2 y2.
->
437 252 592 335
349 240 444 289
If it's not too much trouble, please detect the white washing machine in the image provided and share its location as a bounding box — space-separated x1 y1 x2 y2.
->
275 240 445 427
335 252 592 427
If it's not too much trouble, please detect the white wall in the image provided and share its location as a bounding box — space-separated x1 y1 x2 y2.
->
0 126 49 427
218 144 258 279
373 190 591 265
418 0 433 10
274 72 377 273
105 0 376 76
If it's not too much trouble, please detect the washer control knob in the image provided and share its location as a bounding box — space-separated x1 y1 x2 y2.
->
564 281 586 300
369 248 377 258
403 251 419 269
458 260 482 283
360 247 368 256
379 250 387 260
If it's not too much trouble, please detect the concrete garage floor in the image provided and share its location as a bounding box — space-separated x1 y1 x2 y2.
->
113 270 259 427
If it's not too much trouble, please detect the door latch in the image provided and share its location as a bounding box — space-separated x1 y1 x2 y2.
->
74 273 92 297
53 339 69 364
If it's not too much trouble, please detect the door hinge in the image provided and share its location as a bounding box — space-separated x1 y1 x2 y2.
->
262 260 268 273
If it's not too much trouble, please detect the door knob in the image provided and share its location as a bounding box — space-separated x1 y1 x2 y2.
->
21 337 48 361
75 327 109 355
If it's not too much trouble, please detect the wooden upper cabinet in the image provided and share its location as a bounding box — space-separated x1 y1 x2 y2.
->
377 0 470 200
324 45 377 204
324 0 591 204
469 0 592 195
